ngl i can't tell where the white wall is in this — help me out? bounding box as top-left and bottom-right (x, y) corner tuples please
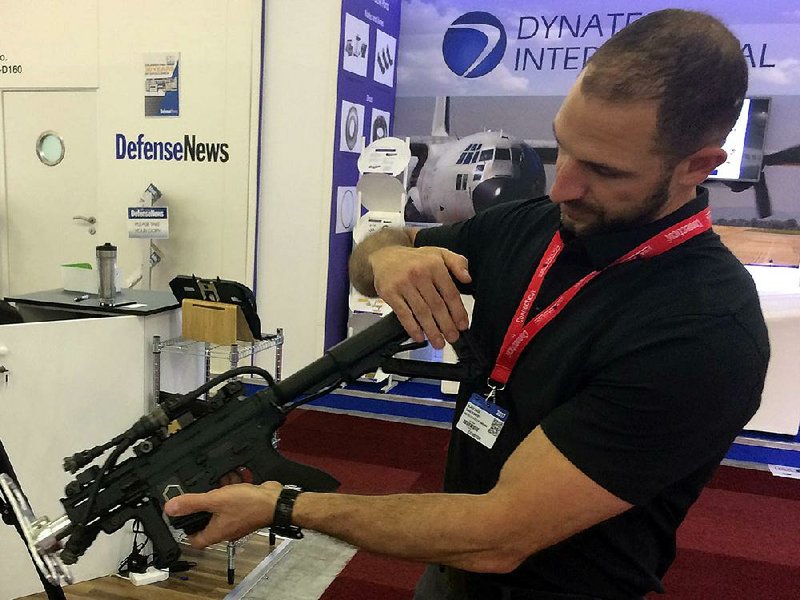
(0, 0), (344, 377)
(256, 0), (342, 375)
(0, 0), (261, 293)
(96, 0), (262, 290)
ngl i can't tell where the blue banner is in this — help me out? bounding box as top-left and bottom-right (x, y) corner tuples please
(398, 0), (800, 97)
(325, 0), (403, 348)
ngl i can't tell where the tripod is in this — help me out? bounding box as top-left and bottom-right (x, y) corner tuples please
(0, 439), (67, 600)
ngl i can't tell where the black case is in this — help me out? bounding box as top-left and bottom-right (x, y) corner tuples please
(168, 275), (263, 340)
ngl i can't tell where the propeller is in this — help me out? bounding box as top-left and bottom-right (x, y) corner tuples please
(724, 144), (800, 219)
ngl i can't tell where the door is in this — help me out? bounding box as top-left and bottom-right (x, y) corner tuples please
(2, 90), (99, 295)
(0, 316), (145, 599)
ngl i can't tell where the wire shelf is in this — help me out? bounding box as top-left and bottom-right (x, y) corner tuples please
(156, 332), (283, 360)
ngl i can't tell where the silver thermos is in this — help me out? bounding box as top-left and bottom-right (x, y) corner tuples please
(96, 243), (117, 304)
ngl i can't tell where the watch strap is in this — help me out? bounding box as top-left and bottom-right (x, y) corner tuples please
(270, 485), (304, 540)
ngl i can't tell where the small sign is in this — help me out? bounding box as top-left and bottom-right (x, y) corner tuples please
(768, 464), (800, 479)
(128, 206), (169, 239)
(357, 137), (410, 176)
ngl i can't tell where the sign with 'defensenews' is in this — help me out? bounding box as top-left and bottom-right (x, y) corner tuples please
(128, 206), (169, 239)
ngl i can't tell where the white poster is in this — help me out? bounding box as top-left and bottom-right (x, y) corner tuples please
(340, 100), (365, 153)
(342, 14), (370, 77)
(373, 29), (397, 87)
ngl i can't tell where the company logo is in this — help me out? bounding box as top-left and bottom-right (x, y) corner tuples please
(115, 133), (229, 163)
(128, 207), (167, 219)
(664, 219), (702, 241)
(442, 11), (507, 78)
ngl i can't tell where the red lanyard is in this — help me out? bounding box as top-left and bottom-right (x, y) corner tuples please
(489, 207), (712, 387)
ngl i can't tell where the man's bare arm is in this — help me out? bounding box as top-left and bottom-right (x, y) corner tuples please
(165, 428), (632, 573)
(349, 227), (416, 297)
(347, 227), (472, 348)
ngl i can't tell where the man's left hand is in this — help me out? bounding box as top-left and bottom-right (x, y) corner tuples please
(163, 481), (282, 548)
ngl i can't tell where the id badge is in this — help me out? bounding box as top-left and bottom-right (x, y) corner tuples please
(456, 393), (508, 449)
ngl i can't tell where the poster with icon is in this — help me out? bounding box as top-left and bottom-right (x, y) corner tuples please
(373, 29), (397, 87)
(326, 0), (401, 348)
(342, 13), (370, 77)
(144, 52), (180, 117)
(339, 100), (365, 153)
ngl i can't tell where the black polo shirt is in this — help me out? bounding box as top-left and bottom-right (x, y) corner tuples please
(414, 189), (769, 599)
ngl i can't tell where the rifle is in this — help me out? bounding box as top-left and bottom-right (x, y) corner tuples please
(0, 313), (486, 586)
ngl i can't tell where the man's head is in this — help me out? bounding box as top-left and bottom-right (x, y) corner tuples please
(550, 9), (747, 236)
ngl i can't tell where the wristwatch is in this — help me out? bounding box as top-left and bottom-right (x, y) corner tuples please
(270, 484), (304, 539)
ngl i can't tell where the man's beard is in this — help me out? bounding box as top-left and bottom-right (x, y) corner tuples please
(560, 174), (672, 236)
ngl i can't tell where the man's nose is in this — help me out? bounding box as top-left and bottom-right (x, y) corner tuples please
(549, 155), (587, 203)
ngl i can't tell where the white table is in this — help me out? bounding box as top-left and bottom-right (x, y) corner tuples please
(744, 266), (800, 435)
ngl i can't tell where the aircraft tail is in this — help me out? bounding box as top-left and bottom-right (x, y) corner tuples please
(431, 96), (450, 137)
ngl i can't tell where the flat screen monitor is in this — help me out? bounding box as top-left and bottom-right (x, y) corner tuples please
(707, 97), (770, 183)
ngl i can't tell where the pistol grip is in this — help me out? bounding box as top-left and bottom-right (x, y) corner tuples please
(136, 501), (182, 568)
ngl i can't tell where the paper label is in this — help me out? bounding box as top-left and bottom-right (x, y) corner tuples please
(128, 206), (169, 239)
(456, 393), (508, 449)
(768, 464), (800, 479)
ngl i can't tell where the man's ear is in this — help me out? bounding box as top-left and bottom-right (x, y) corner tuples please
(674, 147), (727, 187)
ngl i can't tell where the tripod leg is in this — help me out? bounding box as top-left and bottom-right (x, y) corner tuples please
(227, 540), (236, 584)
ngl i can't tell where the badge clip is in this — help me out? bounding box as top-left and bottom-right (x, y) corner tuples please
(485, 379), (505, 403)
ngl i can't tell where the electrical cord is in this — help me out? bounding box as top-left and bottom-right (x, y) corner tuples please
(78, 438), (133, 530)
(169, 366), (280, 414)
(117, 520), (149, 575)
(283, 381), (343, 412)
(118, 521), (197, 576)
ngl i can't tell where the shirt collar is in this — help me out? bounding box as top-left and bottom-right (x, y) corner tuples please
(558, 187), (710, 270)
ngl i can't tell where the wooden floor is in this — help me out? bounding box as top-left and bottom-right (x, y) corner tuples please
(21, 536), (276, 600)
(717, 225), (800, 265)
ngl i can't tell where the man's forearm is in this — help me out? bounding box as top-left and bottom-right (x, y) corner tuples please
(292, 490), (524, 573)
(349, 228), (415, 296)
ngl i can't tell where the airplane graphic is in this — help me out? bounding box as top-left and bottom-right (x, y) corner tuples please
(406, 97), (794, 222)
(405, 97), (548, 223)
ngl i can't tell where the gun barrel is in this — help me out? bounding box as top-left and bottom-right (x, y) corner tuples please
(270, 313), (408, 404)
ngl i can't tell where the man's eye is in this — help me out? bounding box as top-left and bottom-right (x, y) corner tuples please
(590, 164), (622, 178)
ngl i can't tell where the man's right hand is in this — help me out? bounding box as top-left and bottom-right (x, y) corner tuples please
(369, 245), (471, 349)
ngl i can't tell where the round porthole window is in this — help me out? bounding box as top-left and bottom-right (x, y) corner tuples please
(36, 131), (65, 166)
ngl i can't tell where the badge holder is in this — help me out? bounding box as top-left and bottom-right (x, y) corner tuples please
(456, 379), (508, 450)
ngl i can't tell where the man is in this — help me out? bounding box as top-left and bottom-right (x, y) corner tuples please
(165, 9), (769, 599)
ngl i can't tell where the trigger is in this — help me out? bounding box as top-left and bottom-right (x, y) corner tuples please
(235, 466), (254, 484)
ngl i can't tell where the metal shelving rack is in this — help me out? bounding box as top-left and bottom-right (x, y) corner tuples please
(151, 330), (284, 405)
(149, 329), (286, 588)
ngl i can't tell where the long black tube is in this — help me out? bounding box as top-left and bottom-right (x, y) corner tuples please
(270, 312), (410, 403)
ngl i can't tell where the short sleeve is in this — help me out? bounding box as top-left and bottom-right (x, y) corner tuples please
(414, 216), (480, 258)
(414, 198), (553, 294)
(540, 313), (768, 505)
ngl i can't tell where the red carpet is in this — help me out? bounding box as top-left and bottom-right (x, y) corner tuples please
(281, 409), (446, 599)
(657, 467), (800, 599)
(279, 409), (800, 600)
